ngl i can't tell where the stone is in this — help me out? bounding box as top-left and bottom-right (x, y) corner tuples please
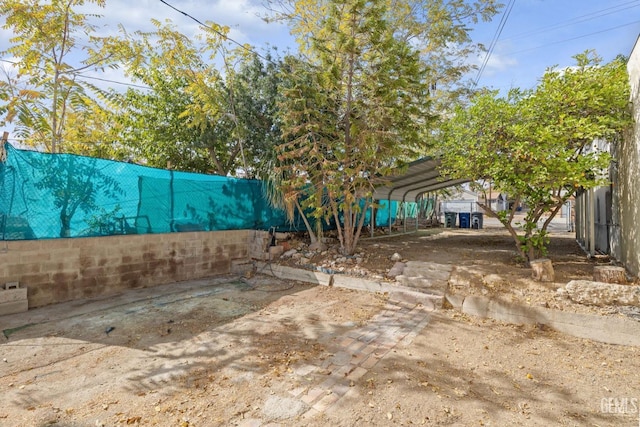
(593, 266), (627, 284)
(308, 241), (328, 251)
(281, 249), (298, 258)
(390, 253), (402, 262)
(564, 280), (640, 306)
(268, 245), (284, 259)
(274, 232), (290, 241)
(387, 262), (405, 278)
(530, 258), (554, 282)
(483, 274), (505, 287)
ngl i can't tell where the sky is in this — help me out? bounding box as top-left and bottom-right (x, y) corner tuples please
(0, 0), (639, 98)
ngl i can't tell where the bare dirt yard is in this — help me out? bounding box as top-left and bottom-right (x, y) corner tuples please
(1, 220), (640, 427)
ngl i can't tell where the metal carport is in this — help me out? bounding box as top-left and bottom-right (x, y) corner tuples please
(371, 157), (469, 234)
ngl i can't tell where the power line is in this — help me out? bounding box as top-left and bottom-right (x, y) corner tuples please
(506, 19), (640, 56)
(158, 0), (273, 64)
(0, 58), (150, 90)
(505, 0), (640, 42)
(474, 0), (516, 87)
(71, 73), (150, 90)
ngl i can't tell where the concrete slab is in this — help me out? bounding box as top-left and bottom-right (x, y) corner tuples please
(0, 287), (27, 303)
(461, 294), (640, 346)
(444, 293), (465, 310)
(256, 262), (442, 308)
(394, 261), (452, 296)
(255, 262), (334, 286)
(0, 299), (29, 316)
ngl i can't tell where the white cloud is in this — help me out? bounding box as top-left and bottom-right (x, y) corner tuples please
(91, 0), (290, 48)
(481, 51), (518, 76)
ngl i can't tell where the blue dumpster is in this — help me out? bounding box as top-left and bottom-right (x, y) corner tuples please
(459, 212), (470, 228)
(471, 212), (484, 229)
(444, 212), (457, 228)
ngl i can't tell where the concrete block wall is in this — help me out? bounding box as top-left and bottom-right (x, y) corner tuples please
(0, 283), (28, 315)
(249, 230), (272, 261)
(0, 230), (252, 309)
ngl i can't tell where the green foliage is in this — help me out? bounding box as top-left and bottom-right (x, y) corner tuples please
(0, 0), (125, 153)
(267, 0), (501, 110)
(276, 0), (432, 254)
(110, 20), (284, 175)
(85, 205), (122, 236)
(440, 51), (632, 262)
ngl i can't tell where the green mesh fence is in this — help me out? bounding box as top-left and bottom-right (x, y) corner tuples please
(0, 143), (397, 240)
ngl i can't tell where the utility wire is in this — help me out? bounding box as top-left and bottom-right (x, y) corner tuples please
(474, 0), (516, 87)
(0, 58), (150, 90)
(506, 19), (640, 56)
(158, 0), (273, 64)
(70, 73), (150, 90)
(505, 0), (640, 42)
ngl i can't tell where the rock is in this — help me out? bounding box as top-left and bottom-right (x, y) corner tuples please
(390, 253), (402, 262)
(308, 241), (328, 251)
(483, 274), (504, 287)
(564, 280), (640, 306)
(298, 257), (310, 265)
(593, 266), (627, 284)
(387, 262), (405, 278)
(269, 245), (284, 259)
(281, 249), (298, 258)
(530, 258), (555, 282)
(275, 232), (290, 241)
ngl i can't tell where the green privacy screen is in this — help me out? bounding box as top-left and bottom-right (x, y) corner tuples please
(0, 143), (397, 240)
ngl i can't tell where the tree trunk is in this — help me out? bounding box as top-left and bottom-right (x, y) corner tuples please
(530, 258), (554, 282)
(295, 199), (317, 244)
(593, 266), (627, 284)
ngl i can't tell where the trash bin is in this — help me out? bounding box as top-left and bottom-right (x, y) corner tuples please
(459, 212), (471, 229)
(471, 212), (483, 229)
(444, 212), (457, 228)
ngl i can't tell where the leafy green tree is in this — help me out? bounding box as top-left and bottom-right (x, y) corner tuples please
(109, 20), (223, 171)
(220, 52), (284, 179)
(113, 20), (283, 175)
(439, 51), (631, 262)
(276, 0), (431, 254)
(0, 0), (123, 153)
(267, 0), (501, 110)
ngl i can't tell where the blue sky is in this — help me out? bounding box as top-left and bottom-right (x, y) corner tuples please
(0, 0), (639, 95)
(470, 0), (640, 91)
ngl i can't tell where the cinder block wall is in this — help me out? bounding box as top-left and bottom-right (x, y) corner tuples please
(0, 230), (256, 308)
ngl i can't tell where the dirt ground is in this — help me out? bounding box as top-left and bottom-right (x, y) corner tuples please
(1, 220), (640, 427)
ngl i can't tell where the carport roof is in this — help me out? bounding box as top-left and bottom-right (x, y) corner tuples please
(371, 157), (469, 202)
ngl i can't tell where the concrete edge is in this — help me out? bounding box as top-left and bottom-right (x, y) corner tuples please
(255, 262), (640, 347)
(255, 262), (442, 310)
(459, 294), (640, 347)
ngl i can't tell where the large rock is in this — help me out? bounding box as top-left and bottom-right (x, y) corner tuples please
(387, 262), (405, 278)
(563, 280), (640, 306)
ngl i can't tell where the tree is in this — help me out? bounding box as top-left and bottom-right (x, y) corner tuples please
(107, 19), (222, 171)
(276, 0), (431, 254)
(112, 20), (283, 175)
(267, 0), (501, 109)
(0, 0), (123, 153)
(439, 51), (632, 263)
(219, 52), (284, 179)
